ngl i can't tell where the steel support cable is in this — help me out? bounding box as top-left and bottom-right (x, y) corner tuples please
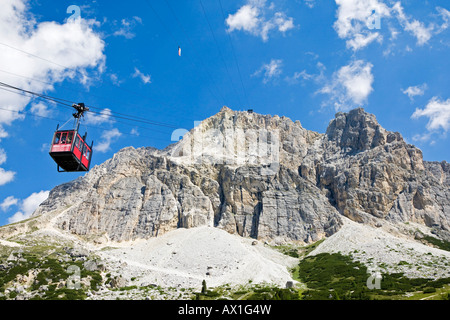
(0, 105), (171, 142)
(85, 109), (179, 129)
(0, 81), (180, 129)
(0, 42), (70, 71)
(198, 0), (243, 107)
(0, 68), (205, 123)
(0, 81), (74, 107)
(217, 0), (250, 107)
(0, 86), (75, 114)
(144, 0), (225, 108)
(0, 41), (199, 120)
(161, 0), (229, 107)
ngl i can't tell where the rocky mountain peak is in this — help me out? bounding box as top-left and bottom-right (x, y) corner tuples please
(326, 108), (403, 153)
(21, 107), (450, 245)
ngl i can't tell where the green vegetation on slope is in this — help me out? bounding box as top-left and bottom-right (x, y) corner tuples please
(422, 235), (450, 252)
(0, 249), (103, 300)
(298, 253), (450, 300)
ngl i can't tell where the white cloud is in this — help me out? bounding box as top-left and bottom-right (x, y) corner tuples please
(402, 84), (427, 100)
(333, 1), (449, 51)
(285, 61), (326, 85)
(226, 3), (260, 34)
(392, 2), (434, 46)
(412, 97), (450, 132)
(30, 102), (51, 118)
(0, 148), (16, 186)
(85, 108), (113, 125)
(0, 148), (6, 165)
(110, 73), (123, 87)
(226, 0), (295, 42)
(0, 196), (18, 212)
(113, 17), (143, 39)
(304, 0), (316, 9)
(133, 68), (152, 85)
(346, 32), (382, 51)
(0, 168), (16, 186)
(436, 7), (450, 33)
(40, 143), (50, 152)
(95, 128), (122, 153)
(8, 190), (49, 224)
(253, 59), (283, 84)
(333, 0), (391, 50)
(0, 127), (8, 140)
(0, 0), (105, 137)
(318, 60), (374, 111)
(273, 12), (295, 32)
(0, 148), (15, 186)
(412, 132), (434, 144)
(285, 70), (314, 84)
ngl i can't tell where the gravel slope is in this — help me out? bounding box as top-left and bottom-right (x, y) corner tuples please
(96, 226), (299, 290)
(309, 217), (450, 279)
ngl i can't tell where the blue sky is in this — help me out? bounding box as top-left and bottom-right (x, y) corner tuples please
(0, 0), (449, 226)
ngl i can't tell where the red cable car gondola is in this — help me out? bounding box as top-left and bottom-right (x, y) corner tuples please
(49, 103), (94, 173)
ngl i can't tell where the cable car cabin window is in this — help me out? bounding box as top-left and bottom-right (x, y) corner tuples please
(76, 136), (82, 150)
(53, 132), (61, 145)
(81, 143), (91, 168)
(67, 132), (73, 145)
(61, 132), (67, 144)
(83, 144), (88, 158)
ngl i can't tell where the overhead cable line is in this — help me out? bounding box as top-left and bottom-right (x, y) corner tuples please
(0, 42), (71, 71)
(0, 82), (75, 109)
(0, 86), (174, 136)
(0, 106), (171, 142)
(0, 41), (195, 119)
(198, 0), (243, 107)
(217, 0), (250, 107)
(0, 81), (180, 130)
(0, 68), (205, 123)
(160, 0), (229, 107)
(144, 0), (226, 107)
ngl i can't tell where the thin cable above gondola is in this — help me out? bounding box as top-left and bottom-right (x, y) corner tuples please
(49, 103), (94, 173)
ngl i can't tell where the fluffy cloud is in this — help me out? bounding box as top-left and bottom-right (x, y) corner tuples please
(7, 190), (49, 224)
(0, 148), (15, 187)
(30, 102), (51, 118)
(113, 16), (143, 39)
(333, 1), (450, 50)
(252, 59), (283, 84)
(0, 0), (105, 137)
(0, 168), (15, 186)
(333, 0), (391, 50)
(285, 61), (326, 85)
(392, 2), (434, 46)
(133, 68), (152, 85)
(226, 0), (295, 42)
(95, 128), (122, 153)
(346, 32), (381, 51)
(0, 196), (18, 212)
(304, 0), (316, 9)
(437, 7), (450, 33)
(0, 148), (6, 165)
(85, 108), (113, 125)
(402, 84), (427, 100)
(412, 97), (450, 132)
(319, 60), (374, 111)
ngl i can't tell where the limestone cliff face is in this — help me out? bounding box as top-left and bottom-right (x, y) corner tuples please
(32, 107), (450, 243)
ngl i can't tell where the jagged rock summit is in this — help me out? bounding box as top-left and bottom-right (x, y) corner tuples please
(22, 107), (450, 244)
